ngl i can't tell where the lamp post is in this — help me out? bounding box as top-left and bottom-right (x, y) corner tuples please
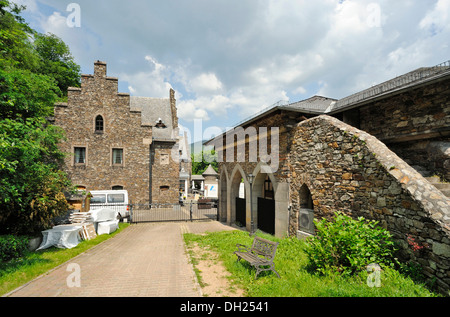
(248, 173), (255, 235)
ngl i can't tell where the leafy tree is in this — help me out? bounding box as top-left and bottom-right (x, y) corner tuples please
(0, 66), (60, 119)
(0, 1), (80, 96)
(0, 0), (38, 71)
(191, 149), (218, 175)
(34, 33), (81, 95)
(0, 1), (79, 234)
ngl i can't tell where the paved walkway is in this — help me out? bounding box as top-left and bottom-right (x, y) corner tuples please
(4, 221), (236, 297)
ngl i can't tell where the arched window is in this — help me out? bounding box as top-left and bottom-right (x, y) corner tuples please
(299, 184), (313, 209)
(298, 184), (315, 234)
(95, 115), (104, 133)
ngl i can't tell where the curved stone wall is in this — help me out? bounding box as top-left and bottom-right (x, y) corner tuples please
(289, 115), (450, 293)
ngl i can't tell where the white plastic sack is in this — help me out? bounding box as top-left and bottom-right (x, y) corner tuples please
(89, 208), (117, 222)
(37, 225), (82, 250)
(97, 220), (119, 235)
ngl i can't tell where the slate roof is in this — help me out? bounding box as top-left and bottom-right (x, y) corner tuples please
(203, 165), (218, 176)
(130, 96), (177, 141)
(280, 95), (337, 114)
(329, 63), (450, 113)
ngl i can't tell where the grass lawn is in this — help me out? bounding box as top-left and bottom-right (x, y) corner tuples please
(184, 230), (440, 297)
(0, 222), (130, 296)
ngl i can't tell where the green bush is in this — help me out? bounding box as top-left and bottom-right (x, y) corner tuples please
(304, 212), (398, 276)
(0, 235), (29, 262)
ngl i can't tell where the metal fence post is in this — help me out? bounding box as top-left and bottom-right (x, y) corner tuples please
(190, 203), (193, 222)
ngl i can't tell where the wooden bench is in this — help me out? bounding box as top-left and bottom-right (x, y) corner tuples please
(234, 236), (280, 278)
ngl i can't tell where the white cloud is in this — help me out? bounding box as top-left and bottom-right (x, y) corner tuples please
(27, 0), (450, 129)
(120, 55), (172, 98)
(420, 0), (450, 34)
(177, 100), (211, 122)
(189, 73), (223, 95)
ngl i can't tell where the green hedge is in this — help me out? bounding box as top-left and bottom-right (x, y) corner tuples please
(0, 235), (29, 262)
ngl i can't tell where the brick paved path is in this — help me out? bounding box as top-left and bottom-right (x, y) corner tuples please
(5, 221), (236, 297)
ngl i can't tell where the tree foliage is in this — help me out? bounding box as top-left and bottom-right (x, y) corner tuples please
(191, 149), (218, 175)
(0, 1), (80, 234)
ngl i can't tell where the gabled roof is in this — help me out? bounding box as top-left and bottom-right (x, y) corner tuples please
(279, 95), (337, 114)
(130, 96), (177, 141)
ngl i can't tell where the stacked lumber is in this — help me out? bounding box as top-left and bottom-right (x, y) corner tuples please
(79, 223), (97, 240)
(68, 212), (97, 241)
(69, 212), (94, 224)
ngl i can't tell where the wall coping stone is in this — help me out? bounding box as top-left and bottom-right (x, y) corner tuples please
(297, 115), (450, 229)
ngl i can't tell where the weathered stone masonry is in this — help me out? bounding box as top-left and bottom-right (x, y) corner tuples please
(54, 61), (180, 205)
(289, 115), (450, 293)
(210, 63), (450, 294)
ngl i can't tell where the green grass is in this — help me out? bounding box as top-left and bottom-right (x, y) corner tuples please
(0, 223), (130, 296)
(183, 230), (439, 297)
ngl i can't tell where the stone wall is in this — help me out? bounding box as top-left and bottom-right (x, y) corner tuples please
(54, 61), (152, 204)
(288, 115), (450, 293)
(357, 77), (450, 178)
(151, 141), (180, 204)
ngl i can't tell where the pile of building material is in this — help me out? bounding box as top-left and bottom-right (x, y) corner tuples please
(68, 208), (119, 239)
(79, 223), (97, 240)
(69, 212), (94, 224)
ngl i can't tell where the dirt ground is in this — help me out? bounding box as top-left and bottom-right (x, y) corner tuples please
(188, 243), (245, 297)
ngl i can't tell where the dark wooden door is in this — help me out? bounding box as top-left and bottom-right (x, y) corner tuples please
(257, 197), (275, 235)
(235, 198), (246, 227)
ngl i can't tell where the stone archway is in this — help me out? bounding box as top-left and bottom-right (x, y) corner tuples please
(250, 162), (289, 238)
(229, 164), (249, 228)
(219, 167), (228, 222)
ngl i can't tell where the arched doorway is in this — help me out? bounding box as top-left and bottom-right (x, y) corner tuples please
(298, 184), (314, 234)
(257, 175), (275, 235)
(230, 165), (247, 228)
(251, 170), (276, 235)
(219, 168), (228, 222)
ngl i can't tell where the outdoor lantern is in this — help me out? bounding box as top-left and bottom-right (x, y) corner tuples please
(248, 173), (254, 185)
(248, 173), (255, 235)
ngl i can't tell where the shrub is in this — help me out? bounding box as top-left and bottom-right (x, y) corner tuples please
(0, 235), (29, 262)
(304, 212), (398, 275)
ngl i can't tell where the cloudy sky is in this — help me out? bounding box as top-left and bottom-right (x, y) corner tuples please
(16, 0), (450, 142)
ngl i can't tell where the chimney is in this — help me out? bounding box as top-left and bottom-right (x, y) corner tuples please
(94, 60), (107, 78)
(170, 88), (178, 128)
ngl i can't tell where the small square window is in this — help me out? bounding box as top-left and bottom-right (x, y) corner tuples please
(74, 147), (86, 164)
(160, 154), (169, 165)
(112, 148), (123, 165)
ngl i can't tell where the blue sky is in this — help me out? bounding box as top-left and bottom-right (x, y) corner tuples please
(15, 0), (450, 143)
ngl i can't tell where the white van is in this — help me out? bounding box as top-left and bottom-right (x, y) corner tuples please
(89, 190), (130, 217)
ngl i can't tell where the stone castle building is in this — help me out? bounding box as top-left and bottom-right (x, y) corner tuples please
(54, 61), (185, 205)
(207, 61), (450, 293)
